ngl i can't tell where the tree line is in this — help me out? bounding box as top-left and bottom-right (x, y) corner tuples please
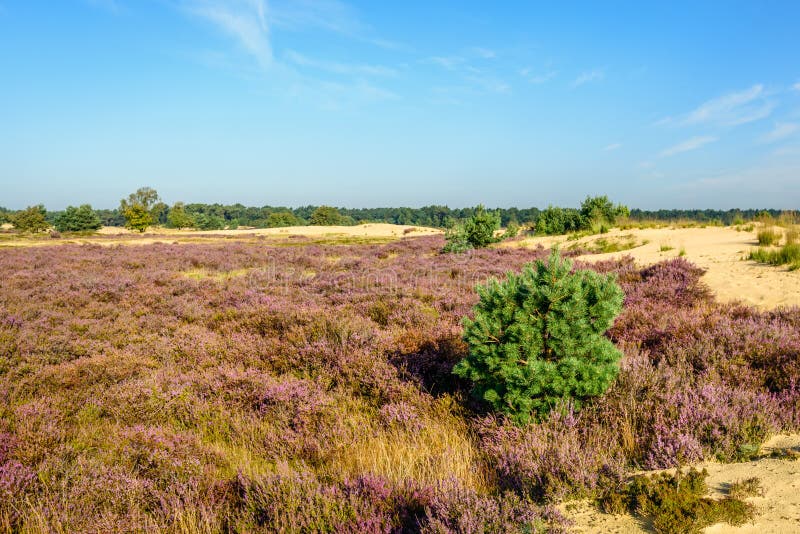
(0, 187), (792, 234)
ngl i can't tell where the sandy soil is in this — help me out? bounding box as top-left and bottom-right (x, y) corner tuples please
(508, 226), (799, 309)
(95, 223), (442, 238)
(564, 434), (800, 533)
(0, 223), (442, 248)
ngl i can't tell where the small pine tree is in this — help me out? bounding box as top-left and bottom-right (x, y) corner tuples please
(442, 205), (501, 253)
(463, 205), (500, 248)
(453, 249), (624, 424)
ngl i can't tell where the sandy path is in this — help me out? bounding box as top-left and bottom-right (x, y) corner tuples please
(564, 434), (800, 533)
(508, 226), (799, 310)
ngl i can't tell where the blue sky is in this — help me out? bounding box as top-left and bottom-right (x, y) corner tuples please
(1, 1), (799, 210)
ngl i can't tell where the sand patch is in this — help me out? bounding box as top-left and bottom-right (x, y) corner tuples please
(508, 226), (800, 309)
(564, 434), (800, 533)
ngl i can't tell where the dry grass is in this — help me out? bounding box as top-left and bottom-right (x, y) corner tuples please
(328, 397), (489, 492)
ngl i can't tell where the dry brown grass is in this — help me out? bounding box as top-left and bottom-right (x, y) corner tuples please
(328, 397), (488, 491)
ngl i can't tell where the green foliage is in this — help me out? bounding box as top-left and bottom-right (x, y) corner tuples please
(453, 249), (624, 424)
(54, 204), (102, 232)
(166, 202), (195, 229)
(267, 210), (303, 228)
(442, 205), (501, 253)
(535, 206), (584, 235)
(11, 205), (49, 233)
(757, 228), (780, 246)
(150, 201), (169, 225)
(441, 225), (473, 253)
(727, 477), (763, 500)
(535, 197), (629, 236)
(501, 221), (520, 239)
(194, 212), (226, 230)
(463, 205), (501, 248)
(597, 468), (754, 534)
(749, 243), (800, 270)
(310, 206), (352, 226)
(120, 187), (160, 232)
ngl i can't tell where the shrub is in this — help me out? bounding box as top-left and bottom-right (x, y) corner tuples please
(166, 202), (195, 229)
(580, 195), (629, 231)
(11, 205), (49, 233)
(535, 207), (583, 235)
(442, 205), (501, 253)
(267, 211), (303, 228)
(454, 249), (624, 424)
(310, 206), (352, 226)
(463, 205), (501, 248)
(54, 204), (102, 232)
(597, 468), (754, 534)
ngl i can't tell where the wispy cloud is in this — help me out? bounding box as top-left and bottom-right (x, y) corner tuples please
(520, 68), (557, 84)
(659, 136), (717, 157)
(285, 50), (397, 77)
(603, 143), (622, 152)
(269, 0), (361, 35)
(659, 84), (774, 127)
(570, 68), (604, 88)
(794, 82), (800, 91)
(426, 56), (465, 71)
(760, 122), (798, 144)
(469, 47), (496, 59)
(184, 0), (272, 68)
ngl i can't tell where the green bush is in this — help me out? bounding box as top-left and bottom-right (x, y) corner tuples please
(442, 205), (501, 253)
(54, 204), (102, 232)
(453, 249), (624, 424)
(11, 205), (49, 233)
(597, 468), (754, 534)
(166, 202), (195, 229)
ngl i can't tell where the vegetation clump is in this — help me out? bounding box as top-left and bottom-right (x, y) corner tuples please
(757, 227), (780, 246)
(536, 196), (629, 235)
(54, 204), (102, 232)
(749, 243), (800, 270)
(120, 187), (161, 232)
(10, 205), (49, 233)
(442, 205), (501, 253)
(454, 249), (624, 424)
(597, 468), (755, 534)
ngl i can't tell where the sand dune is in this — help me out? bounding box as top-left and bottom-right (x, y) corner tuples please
(509, 226), (799, 310)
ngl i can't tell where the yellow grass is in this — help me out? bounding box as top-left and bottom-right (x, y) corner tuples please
(328, 398), (488, 491)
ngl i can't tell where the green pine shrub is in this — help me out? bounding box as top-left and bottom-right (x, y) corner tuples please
(453, 249), (624, 424)
(442, 205), (501, 253)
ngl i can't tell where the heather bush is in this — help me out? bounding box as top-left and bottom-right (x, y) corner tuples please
(454, 249), (624, 423)
(0, 234), (798, 530)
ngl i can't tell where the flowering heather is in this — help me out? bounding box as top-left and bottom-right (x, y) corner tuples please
(0, 236), (798, 531)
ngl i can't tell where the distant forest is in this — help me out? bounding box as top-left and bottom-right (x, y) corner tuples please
(0, 204), (792, 230)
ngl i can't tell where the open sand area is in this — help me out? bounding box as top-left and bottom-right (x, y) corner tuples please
(0, 223), (443, 248)
(508, 225), (800, 310)
(564, 434), (800, 533)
